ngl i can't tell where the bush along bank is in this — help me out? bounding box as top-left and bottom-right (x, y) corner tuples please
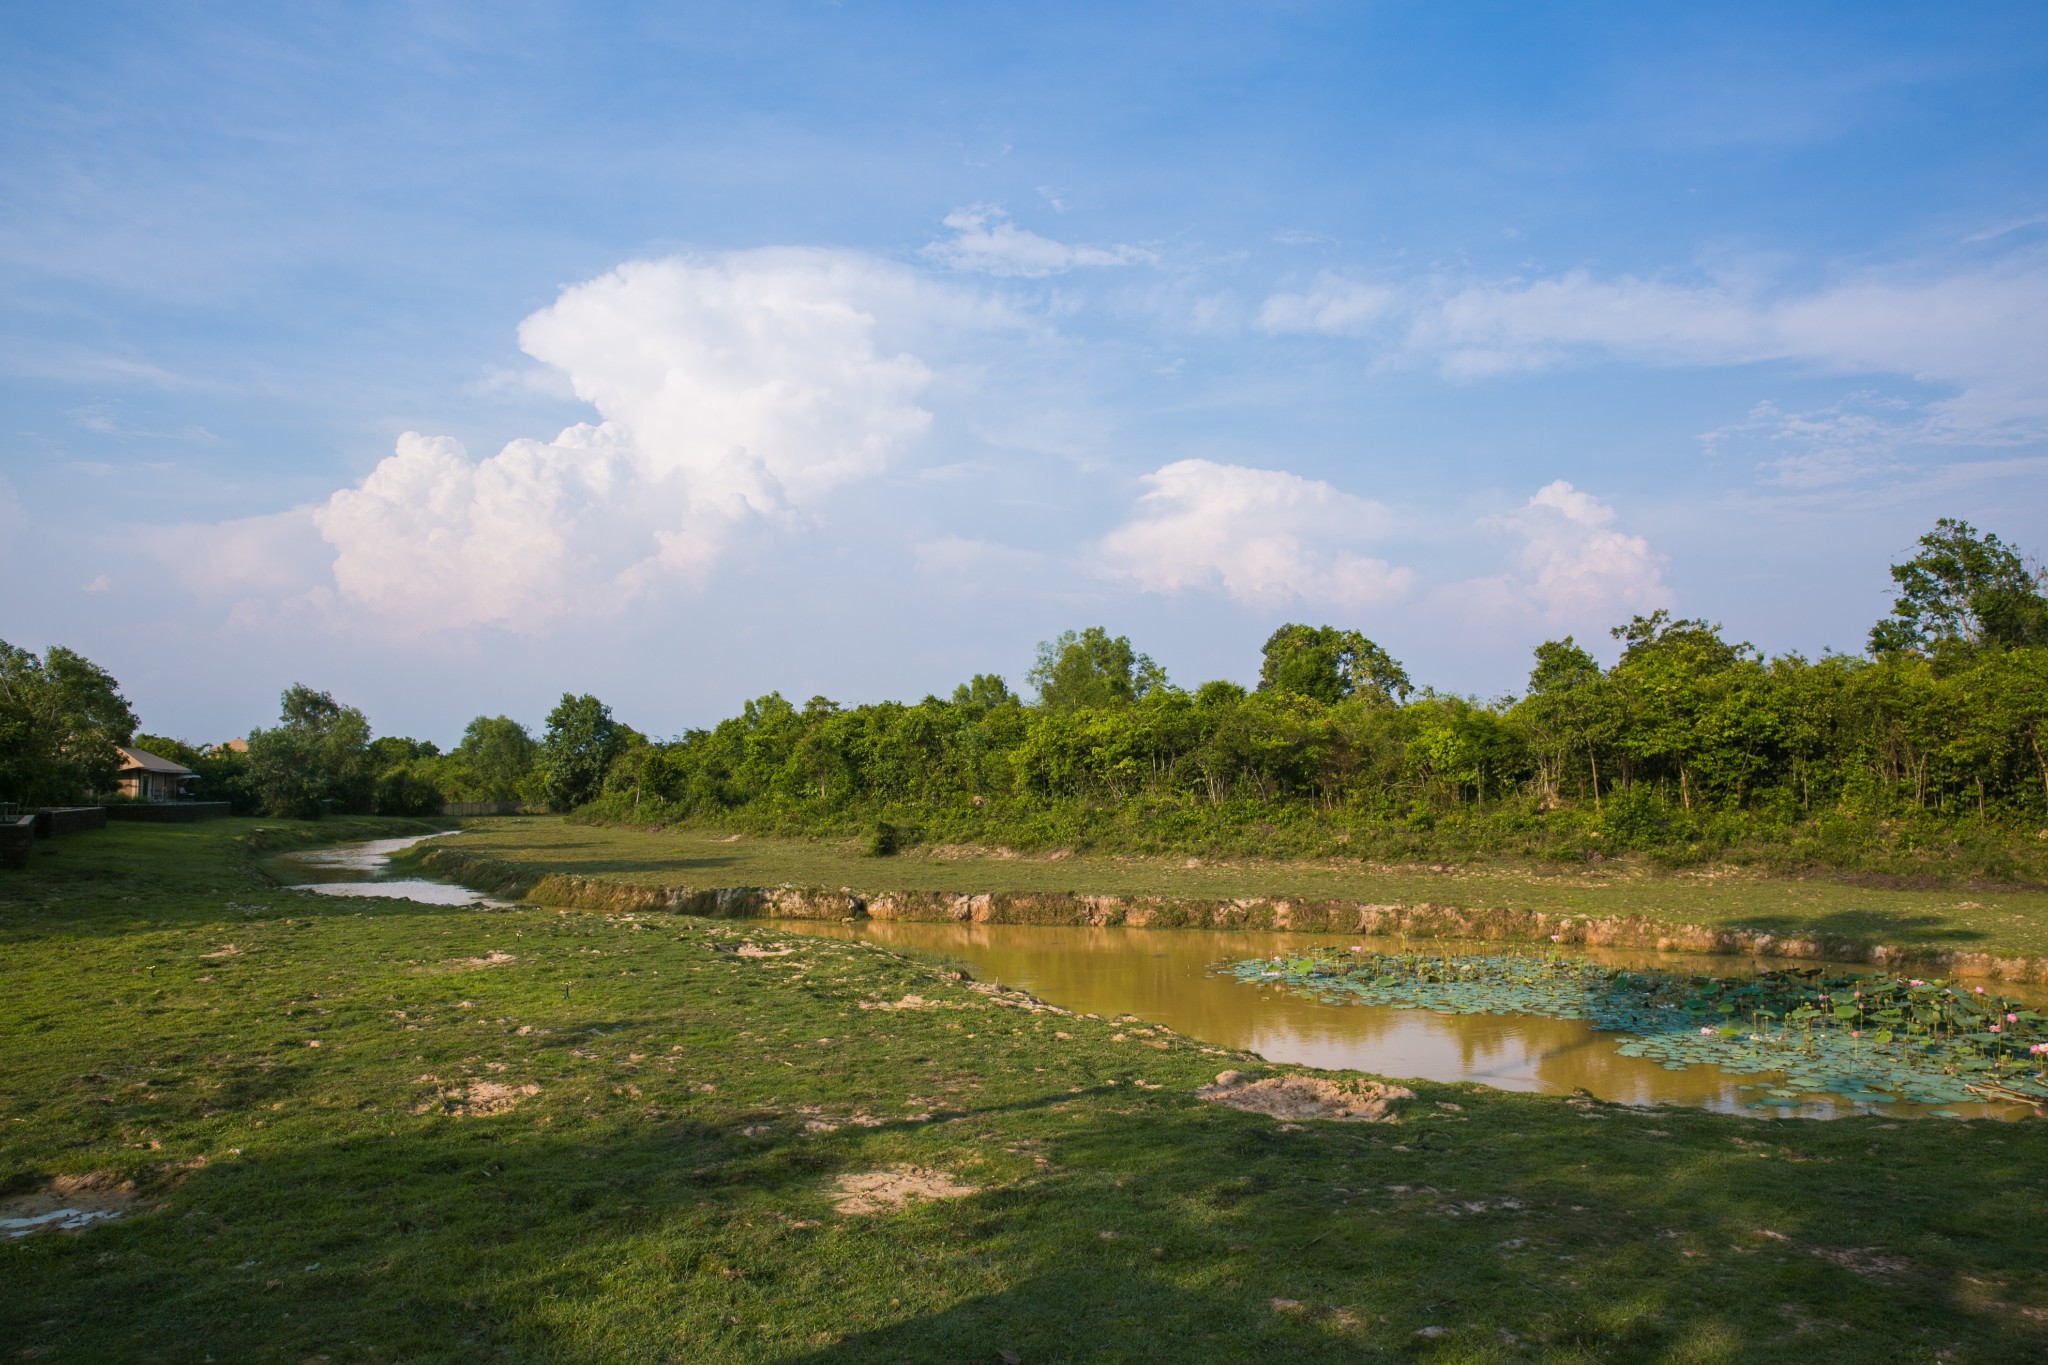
(405, 842), (2048, 984)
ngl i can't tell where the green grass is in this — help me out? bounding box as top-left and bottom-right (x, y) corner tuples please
(439, 816), (2048, 962)
(3, 818), (2047, 1362)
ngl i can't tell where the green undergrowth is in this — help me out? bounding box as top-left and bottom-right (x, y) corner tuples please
(580, 791), (2048, 885)
(2, 820), (2046, 1362)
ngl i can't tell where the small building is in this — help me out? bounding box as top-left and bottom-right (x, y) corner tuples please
(114, 747), (196, 803)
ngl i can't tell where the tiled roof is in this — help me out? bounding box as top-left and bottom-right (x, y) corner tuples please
(116, 746), (195, 776)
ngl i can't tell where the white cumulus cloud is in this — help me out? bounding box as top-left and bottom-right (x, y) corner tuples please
(924, 204), (1155, 278)
(287, 249), (958, 633)
(1098, 459), (1414, 608)
(1456, 481), (1671, 631)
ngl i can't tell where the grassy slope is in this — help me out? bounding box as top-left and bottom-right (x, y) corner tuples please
(0, 819), (2043, 1363)
(443, 817), (2048, 961)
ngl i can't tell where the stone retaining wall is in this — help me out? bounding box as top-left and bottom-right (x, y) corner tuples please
(33, 807), (107, 838)
(0, 816), (34, 868)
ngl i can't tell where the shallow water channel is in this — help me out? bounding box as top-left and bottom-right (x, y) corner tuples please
(275, 834), (2033, 1119)
(269, 831), (506, 907)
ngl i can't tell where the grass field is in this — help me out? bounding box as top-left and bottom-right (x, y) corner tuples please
(4, 818), (2047, 1362)
(436, 816), (2048, 962)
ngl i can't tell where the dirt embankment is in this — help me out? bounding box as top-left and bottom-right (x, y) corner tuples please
(411, 845), (2048, 984)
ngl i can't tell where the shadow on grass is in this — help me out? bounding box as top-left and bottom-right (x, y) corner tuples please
(9, 1090), (2046, 1364)
(1719, 908), (1989, 949)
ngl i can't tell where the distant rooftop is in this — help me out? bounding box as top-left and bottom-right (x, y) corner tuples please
(116, 746), (194, 776)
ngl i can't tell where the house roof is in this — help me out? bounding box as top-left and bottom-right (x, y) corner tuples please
(117, 746), (195, 776)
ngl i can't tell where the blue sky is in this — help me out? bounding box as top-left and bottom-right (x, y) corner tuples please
(5, 1), (2046, 744)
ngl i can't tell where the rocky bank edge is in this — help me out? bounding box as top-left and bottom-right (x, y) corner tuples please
(406, 844), (2048, 985)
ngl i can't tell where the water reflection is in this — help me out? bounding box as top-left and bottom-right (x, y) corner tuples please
(779, 919), (2027, 1120)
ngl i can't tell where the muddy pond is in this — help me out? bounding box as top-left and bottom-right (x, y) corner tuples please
(277, 835), (2039, 1120)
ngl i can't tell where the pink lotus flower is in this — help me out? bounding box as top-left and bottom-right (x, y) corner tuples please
(1975, 986), (1987, 994)
(1990, 1024), (2002, 1033)
(1700, 1027), (1714, 1035)
(2007, 1013), (2019, 1023)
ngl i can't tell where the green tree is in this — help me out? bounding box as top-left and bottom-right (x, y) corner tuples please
(1257, 624), (1412, 706)
(1027, 628), (1167, 709)
(448, 716), (538, 802)
(0, 642), (138, 806)
(244, 684), (373, 818)
(1605, 613), (1757, 810)
(951, 673), (1017, 708)
(1869, 518), (2048, 656)
(1513, 637), (1607, 805)
(539, 693), (625, 811)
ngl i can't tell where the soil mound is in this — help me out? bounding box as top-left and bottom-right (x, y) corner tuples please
(1197, 1070), (1413, 1122)
(830, 1166), (976, 1215)
(1, 1173), (139, 1239)
(413, 1078), (540, 1116)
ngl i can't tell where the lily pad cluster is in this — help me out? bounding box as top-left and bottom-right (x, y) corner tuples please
(1218, 949), (2048, 1110)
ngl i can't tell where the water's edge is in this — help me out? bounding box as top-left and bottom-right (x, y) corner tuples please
(410, 843), (2048, 984)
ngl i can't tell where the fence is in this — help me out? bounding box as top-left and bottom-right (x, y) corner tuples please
(442, 801), (538, 818)
(104, 802), (232, 823)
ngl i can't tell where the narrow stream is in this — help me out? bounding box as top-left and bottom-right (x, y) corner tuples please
(274, 834), (2034, 1119)
(269, 831), (507, 907)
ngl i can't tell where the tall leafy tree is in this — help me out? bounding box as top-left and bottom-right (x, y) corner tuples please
(244, 684), (373, 818)
(0, 641), (138, 806)
(539, 693), (625, 811)
(951, 673), (1017, 709)
(1517, 637), (1606, 804)
(1027, 628), (1168, 709)
(1869, 518), (2048, 656)
(449, 715), (538, 802)
(1257, 624), (1412, 706)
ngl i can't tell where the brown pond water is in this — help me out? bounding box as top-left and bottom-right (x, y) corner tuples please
(777, 919), (2041, 1121)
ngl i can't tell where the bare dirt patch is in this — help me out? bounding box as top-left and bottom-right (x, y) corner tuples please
(411, 950), (519, 974)
(830, 1166), (977, 1216)
(1197, 1070), (1414, 1122)
(858, 993), (943, 1011)
(413, 1077), (540, 1116)
(736, 943), (796, 958)
(1, 1173), (140, 1239)
(1810, 1245), (1915, 1278)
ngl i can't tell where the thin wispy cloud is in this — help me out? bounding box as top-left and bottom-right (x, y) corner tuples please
(923, 205), (1156, 278)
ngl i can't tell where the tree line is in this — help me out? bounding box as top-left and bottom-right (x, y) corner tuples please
(4, 518), (2044, 870)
